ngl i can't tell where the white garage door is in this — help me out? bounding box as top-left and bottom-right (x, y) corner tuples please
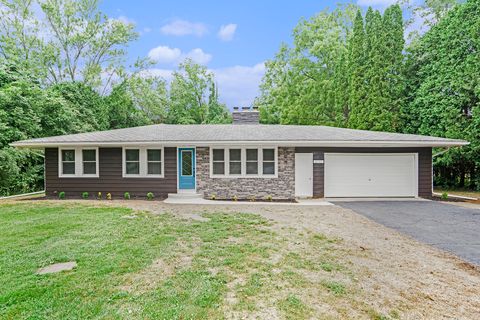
(324, 153), (417, 198)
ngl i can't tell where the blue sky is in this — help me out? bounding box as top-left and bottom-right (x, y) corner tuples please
(99, 0), (403, 108)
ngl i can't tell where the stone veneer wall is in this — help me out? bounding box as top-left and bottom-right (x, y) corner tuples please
(196, 147), (295, 200)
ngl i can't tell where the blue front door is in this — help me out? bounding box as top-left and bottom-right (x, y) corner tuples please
(178, 148), (196, 189)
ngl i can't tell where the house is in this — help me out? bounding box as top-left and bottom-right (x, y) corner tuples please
(11, 107), (467, 200)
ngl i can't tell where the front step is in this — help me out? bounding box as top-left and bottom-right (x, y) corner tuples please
(167, 192), (203, 200)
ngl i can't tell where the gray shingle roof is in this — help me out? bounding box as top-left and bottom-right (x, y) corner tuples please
(11, 124), (468, 147)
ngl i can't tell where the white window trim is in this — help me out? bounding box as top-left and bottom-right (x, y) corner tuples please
(58, 147), (99, 178)
(122, 147), (164, 178)
(210, 146), (278, 178)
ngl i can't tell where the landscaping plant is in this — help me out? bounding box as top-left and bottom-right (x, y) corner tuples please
(82, 192), (89, 199)
(124, 192), (130, 200)
(146, 192), (154, 200)
(58, 191), (65, 200)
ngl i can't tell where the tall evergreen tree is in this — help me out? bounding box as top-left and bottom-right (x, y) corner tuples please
(347, 9), (366, 128)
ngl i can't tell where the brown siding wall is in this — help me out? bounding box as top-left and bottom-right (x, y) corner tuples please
(295, 147), (432, 198)
(45, 147), (177, 199)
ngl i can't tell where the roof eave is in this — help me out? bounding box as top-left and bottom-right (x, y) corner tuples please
(10, 140), (469, 148)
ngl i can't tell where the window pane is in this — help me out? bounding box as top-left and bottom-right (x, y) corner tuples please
(229, 149), (241, 161)
(126, 162), (139, 174)
(148, 162), (161, 175)
(229, 162), (241, 175)
(148, 149), (161, 161)
(83, 162), (96, 175)
(126, 149), (139, 161)
(62, 150), (75, 162)
(213, 162), (225, 175)
(82, 149), (96, 161)
(246, 161), (258, 174)
(263, 149), (274, 161)
(63, 162), (75, 175)
(213, 149), (224, 161)
(246, 149), (258, 161)
(182, 151), (192, 176)
(263, 162), (275, 175)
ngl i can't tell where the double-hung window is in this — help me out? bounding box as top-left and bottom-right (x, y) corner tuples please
(229, 149), (242, 175)
(262, 149), (275, 175)
(212, 149), (225, 175)
(59, 147), (99, 177)
(61, 150), (76, 175)
(210, 147), (277, 178)
(246, 149), (259, 175)
(123, 147), (164, 177)
(147, 149), (162, 175)
(82, 149), (97, 175)
(125, 149), (140, 175)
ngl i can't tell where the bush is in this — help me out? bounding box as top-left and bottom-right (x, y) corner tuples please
(124, 192), (130, 200)
(210, 194), (216, 200)
(58, 191), (65, 200)
(146, 192), (154, 200)
(106, 193), (112, 200)
(97, 192), (102, 200)
(82, 192), (89, 199)
(232, 195), (238, 202)
(441, 192), (448, 200)
(265, 195), (273, 202)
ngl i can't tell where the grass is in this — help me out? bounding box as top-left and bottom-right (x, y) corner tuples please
(0, 202), (386, 319)
(434, 188), (480, 199)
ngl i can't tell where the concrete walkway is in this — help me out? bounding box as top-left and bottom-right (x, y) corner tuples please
(335, 200), (480, 265)
(163, 197), (333, 206)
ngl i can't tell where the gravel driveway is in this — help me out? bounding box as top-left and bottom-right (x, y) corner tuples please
(334, 200), (480, 265)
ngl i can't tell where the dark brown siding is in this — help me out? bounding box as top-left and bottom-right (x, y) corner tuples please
(45, 147), (177, 199)
(295, 147), (432, 198)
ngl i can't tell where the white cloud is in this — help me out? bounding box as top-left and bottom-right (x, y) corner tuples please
(217, 23), (237, 41)
(160, 19), (208, 36)
(357, 0), (397, 7)
(148, 46), (182, 63)
(115, 15), (135, 25)
(185, 48), (212, 64)
(212, 63), (265, 108)
(147, 46), (212, 65)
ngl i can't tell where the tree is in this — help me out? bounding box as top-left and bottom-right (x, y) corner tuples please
(0, 0), (137, 89)
(167, 59), (231, 124)
(256, 4), (358, 126)
(404, 0), (480, 188)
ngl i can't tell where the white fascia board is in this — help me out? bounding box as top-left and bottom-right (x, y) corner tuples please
(10, 140), (469, 148)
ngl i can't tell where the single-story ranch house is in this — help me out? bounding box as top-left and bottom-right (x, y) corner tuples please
(11, 107), (468, 200)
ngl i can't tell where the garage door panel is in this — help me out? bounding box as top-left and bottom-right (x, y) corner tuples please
(324, 154), (417, 197)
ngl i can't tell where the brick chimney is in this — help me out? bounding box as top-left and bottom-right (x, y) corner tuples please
(232, 106), (259, 124)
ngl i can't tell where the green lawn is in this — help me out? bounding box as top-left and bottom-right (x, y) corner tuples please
(0, 202), (385, 319)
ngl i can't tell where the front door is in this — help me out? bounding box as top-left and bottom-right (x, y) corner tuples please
(295, 153), (313, 198)
(178, 148), (196, 190)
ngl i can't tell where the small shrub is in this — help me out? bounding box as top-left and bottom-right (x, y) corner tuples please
(232, 195), (238, 202)
(210, 194), (216, 200)
(97, 192), (102, 200)
(124, 192), (130, 200)
(249, 196), (256, 202)
(58, 191), (65, 200)
(146, 192), (154, 200)
(106, 193), (112, 200)
(81, 192), (89, 199)
(265, 195), (273, 202)
(441, 192), (448, 200)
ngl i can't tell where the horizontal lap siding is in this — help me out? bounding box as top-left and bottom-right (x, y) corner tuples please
(295, 147), (432, 198)
(45, 147), (177, 199)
